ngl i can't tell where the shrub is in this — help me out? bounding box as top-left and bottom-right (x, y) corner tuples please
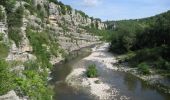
(86, 64), (98, 78)
(0, 43), (9, 59)
(0, 60), (14, 95)
(8, 28), (22, 47)
(8, 6), (24, 47)
(26, 29), (52, 69)
(0, 32), (3, 41)
(24, 60), (39, 71)
(14, 60), (53, 100)
(138, 62), (150, 75)
(0, 7), (5, 21)
(156, 58), (170, 70)
(14, 71), (53, 100)
(128, 47), (162, 66)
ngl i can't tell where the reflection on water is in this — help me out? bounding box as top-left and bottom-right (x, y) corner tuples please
(124, 73), (138, 92)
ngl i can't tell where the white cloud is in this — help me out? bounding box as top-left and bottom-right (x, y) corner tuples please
(83, 0), (101, 7)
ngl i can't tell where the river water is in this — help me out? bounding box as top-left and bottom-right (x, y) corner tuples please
(49, 45), (170, 100)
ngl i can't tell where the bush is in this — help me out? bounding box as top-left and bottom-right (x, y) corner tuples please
(8, 28), (22, 47)
(138, 62), (150, 75)
(24, 60), (39, 71)
(129, 47), (162, 66)
(8, 6), (24, 47)
(14, 71), (53, 100)
(156, 58), (170, 70)
(14, 60), (53, 100)
(0, 43), (9, 59)
(86, 64), (98, 78)
(0, 7), (5, 21)
(26, 29), (52, 69)
(0, 32), (3, 41)
(0, 60), (14, 95)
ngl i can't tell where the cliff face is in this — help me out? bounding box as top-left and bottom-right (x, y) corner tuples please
(47, 2), (106, 52)
(1, 0), (106, 62)
(0, 0), (106, 99)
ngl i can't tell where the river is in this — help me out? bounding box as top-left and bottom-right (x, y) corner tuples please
(49, 43), (170, 100)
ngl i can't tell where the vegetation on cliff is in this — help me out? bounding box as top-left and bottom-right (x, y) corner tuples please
(0, 60), (14, 95)
(0, 0), (54, 99)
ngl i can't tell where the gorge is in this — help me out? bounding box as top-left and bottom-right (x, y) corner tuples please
(0, 0), (170, 100)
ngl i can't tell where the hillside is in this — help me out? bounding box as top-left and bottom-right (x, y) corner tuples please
(0, 0), (107, 99)
(108, 10), (170, 78)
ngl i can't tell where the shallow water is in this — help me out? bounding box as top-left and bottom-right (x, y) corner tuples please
(49, 45), (170, 100)
(49, 47), (94, 100)
(95, 60), (170, 100)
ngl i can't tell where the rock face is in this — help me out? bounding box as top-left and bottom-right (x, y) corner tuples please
(6, 12), (35, 62)
(0, 90), (26, 100)
(47, 2), (105, 52)
(0, 0), (106, 99)
(0, 6), (8, 43)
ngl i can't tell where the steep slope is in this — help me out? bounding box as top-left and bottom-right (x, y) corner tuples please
(0, 0), (107, 99)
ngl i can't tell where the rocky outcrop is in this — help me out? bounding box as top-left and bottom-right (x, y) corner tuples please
(47, 2), (104, 52)
(0, 6), (8, 43)
(6, 12), (35, 62)
(48, 2), (106, 29)
(0, 0), (106, 99)
(0, 90), (27, 100)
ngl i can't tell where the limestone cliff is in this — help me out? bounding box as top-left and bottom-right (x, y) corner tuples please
(0, 0), (107, 99)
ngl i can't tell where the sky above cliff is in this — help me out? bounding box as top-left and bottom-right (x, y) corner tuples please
(58, 0), (170, 21)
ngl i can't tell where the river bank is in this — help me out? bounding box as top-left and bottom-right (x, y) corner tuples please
(116, 60), (170, 94)
(65, 43), (129, 100)
(65, 43), (170, 100)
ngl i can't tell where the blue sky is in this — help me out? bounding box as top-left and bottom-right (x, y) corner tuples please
(58, 0), (170, 21)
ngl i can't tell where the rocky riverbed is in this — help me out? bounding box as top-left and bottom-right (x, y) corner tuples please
(65, 43), (129, 100)
(65, 43), (170, 100)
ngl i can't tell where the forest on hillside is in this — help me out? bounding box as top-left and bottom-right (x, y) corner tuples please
(107, 10), (170, 76)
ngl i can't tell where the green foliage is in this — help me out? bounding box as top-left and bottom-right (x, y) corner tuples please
(8, 6), (23, 27)
(48, 0), (59, 4)
(86, 64), (98, 78)
(66, 5), (72, 13)
(36, 4), (45, 20)
(0, 60), (14, 95)
(0, 43), (9, 59)
(76, 10), (89, 18)
(155, 58), (170, 70)
(24, 60), (39, 71)
(8, 6), (24, 47)
(0, 0), (15, 14)
(23, 0), (47, 20)
(109, 10), (170, 71)
(0, 7), (5, 21)
(8, 61), (23, 68)
(23, 1), (36, 15)
(80, 25), (114, 41)
(129, 47), (163, 66)
(26, 29), (52, 69)
(26, 28), (62, 68)
(8, 28), (22, 47)
(13, 60), (53, 100)
(0, 32), (3, 41)
(58, 1), (67, 15)
(138, 62), (150, 75)
(15, 72), (52, 99)
(109, 29), (136, 54)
